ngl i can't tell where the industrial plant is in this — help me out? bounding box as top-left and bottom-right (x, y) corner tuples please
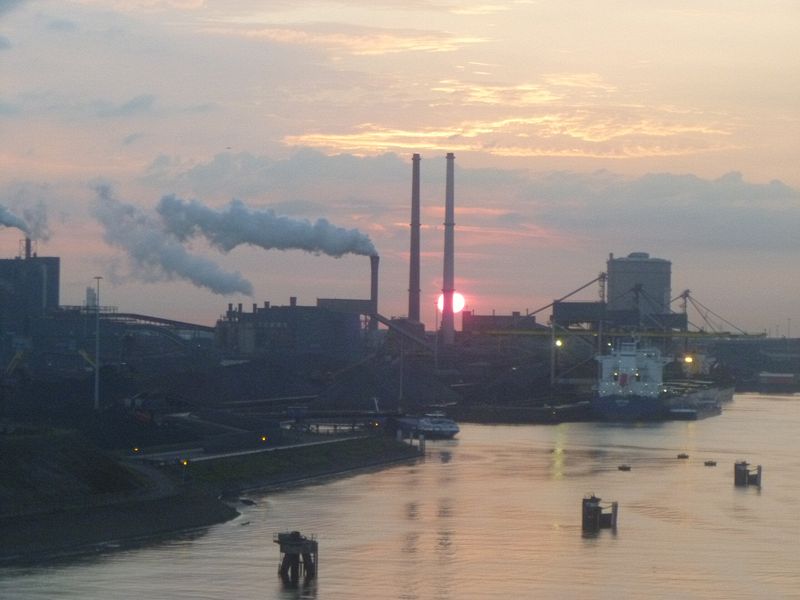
(0, 154), (797, 443)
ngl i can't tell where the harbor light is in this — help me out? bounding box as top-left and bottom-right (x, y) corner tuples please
(684, 356), (694, 364)
(555, 339), (563, 348)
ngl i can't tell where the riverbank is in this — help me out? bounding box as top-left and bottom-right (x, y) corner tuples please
(450, 400), (591, 424)
(188, 435), (423, 495)
(0, 434), (421, 565)
(0, 483), (238, 564)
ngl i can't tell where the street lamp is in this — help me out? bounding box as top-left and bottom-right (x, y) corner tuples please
(93, 276), (102, 411)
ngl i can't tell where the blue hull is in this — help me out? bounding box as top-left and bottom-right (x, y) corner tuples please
(591, 395), (667, 421)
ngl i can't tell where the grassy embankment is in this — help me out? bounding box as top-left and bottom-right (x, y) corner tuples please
(1, 430), (419, 563)
(187, 435), (422, 492)
(0, 429), (145, 516)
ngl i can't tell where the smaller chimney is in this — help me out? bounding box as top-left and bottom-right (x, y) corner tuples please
(369, 255), (379, 332)
(252, 303), (258, 313)
(370, 255), (379, 315)
(290, 296), (297, 307)
(237, 303), (243, 312)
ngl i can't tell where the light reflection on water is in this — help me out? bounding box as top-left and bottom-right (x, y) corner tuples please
(2, 394), (800, 599)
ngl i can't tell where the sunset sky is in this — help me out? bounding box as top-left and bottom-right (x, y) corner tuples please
(1, 0), (798, 334)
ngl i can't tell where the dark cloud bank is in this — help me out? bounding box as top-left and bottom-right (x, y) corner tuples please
(142, 149), (799, 253)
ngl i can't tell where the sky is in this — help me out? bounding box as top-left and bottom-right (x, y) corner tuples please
(1, 0), (798, 335)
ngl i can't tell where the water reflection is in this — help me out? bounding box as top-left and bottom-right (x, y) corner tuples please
(3, 396), (800, 599)
(276, 579), (317, 600)
(437, 498), (453, 518)
(436, 530), (453, 554)
(402, 532), (419, 554)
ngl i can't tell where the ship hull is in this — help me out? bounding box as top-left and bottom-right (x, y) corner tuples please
(591, 385), (733, 422)
(590, 395), (667, 421)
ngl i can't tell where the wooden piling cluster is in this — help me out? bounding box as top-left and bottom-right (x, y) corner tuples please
(581, 494), (618, 533)
(734, 461), (762, 487)
(274, 531), (318, 585)
(585, 459), (765, 537)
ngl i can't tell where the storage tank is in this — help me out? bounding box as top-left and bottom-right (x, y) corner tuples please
(606, 252), (671, 317)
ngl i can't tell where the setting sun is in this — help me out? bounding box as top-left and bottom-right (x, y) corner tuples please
(437, 292), (466, 314)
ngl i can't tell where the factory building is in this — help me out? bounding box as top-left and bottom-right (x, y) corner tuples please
(0, 240), (59, 335)
(0, 239), (216, 380)
(0, 234), (378, 381)
(215, 252), (378, 359)
(461, 310), (540, 334)
(215, 299), (364, 359)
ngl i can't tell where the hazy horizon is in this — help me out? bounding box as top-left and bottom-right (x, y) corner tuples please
(2, 1), (798, 334)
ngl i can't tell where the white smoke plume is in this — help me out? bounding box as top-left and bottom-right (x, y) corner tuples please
(0, 204), (31, 235)
(157, 195), (377, 258)
(92, 185), (253, 296)
(23, 202), (51, 241)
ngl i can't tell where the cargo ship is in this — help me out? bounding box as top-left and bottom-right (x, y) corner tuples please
(591, 341), (733, 421)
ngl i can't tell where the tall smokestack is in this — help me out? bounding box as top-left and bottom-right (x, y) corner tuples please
(370, 254), (379, 331)
(441, 153), (456, 345)
(24, 237), (32, 260)
(408, 154), (421, 322)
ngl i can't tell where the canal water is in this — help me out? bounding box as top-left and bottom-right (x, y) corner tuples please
(2, 393), (800, 599)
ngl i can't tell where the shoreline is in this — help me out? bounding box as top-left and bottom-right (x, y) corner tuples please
(1, 436), (421, 567)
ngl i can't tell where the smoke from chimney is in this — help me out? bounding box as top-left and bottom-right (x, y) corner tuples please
(441, 153), (456, 345)
(157, 195), (376, 258)
(91, 185), (254, 296)
(0, 205), (31, 236)
(408, 154), (421, 322)
(22, 202), (51, 241)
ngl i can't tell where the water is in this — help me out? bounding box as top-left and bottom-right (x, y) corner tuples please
(2, 393), (800, 599)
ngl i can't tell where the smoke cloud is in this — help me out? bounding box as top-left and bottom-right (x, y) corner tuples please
(92, 185), (253, 296)
(157, 195), (377, 258)
(22, 202), (50, 241)
(0, 204), (30, 235)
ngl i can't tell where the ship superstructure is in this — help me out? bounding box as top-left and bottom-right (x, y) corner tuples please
(593, 341), (731, 421)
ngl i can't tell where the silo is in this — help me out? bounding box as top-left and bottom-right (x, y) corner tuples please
(606, 252), (671, 317)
